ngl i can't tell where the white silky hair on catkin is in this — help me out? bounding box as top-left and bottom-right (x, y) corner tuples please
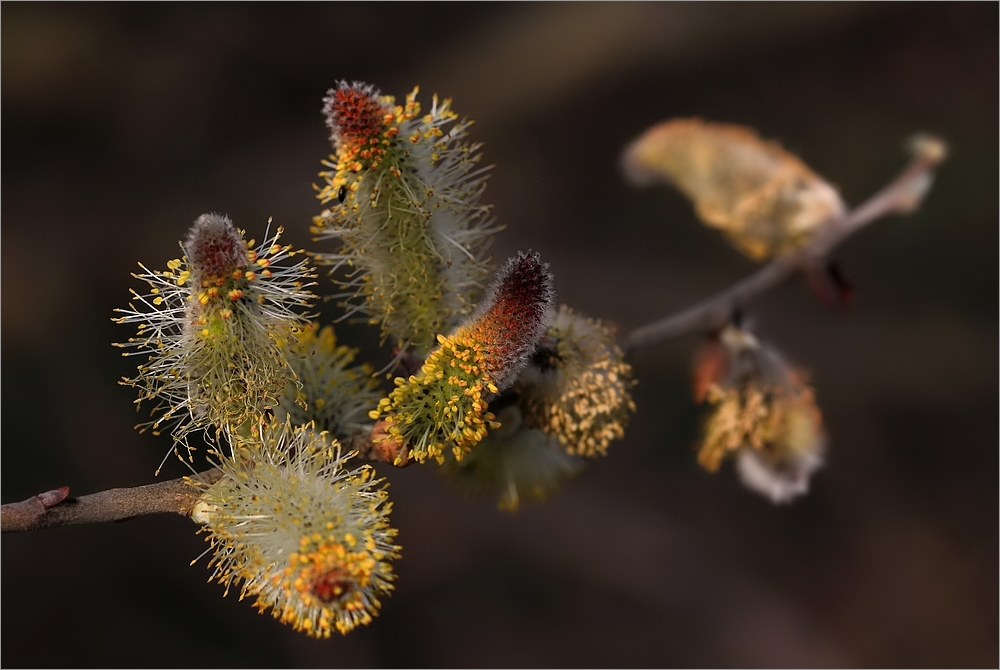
(735, 444), (825, 504)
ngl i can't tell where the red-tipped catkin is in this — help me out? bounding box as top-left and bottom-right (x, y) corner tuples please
(463, 251), (555, 390)
(185, 214), (249, 284)
(322, 81), (388, 148)
(313, 83), (498, 355)
(114, 215), (315, 449)
(370, 251), (555, 465)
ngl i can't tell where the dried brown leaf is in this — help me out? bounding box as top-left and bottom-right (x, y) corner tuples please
(622, 118), (845, 261)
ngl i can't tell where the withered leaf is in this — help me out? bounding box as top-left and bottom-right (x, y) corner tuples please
(622, 118), (845, 261)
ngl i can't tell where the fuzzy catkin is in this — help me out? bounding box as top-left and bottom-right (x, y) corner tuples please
(313, 82), (500, 356)
(192, 421), (400, 637)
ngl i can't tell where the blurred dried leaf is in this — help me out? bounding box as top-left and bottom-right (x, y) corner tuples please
(622, 118), (846, 261)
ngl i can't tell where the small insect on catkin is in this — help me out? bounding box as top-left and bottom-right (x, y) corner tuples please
(114, 214), (315, 451)
(371, 252), (555, 465)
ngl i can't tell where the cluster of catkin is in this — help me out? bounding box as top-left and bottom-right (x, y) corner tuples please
(115, 82), (636, 636)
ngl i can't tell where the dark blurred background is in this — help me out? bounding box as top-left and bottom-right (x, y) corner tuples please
(2, 3), (996, 667)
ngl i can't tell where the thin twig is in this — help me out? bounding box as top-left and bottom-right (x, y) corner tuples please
(1, 469), (224, 533)
(622, 144), (945, 352)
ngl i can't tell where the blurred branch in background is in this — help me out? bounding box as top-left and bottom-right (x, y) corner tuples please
(624, 134), (947, 350)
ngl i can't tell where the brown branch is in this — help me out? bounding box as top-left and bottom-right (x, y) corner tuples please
(622, 138), (946, 352)
(2, 431), (409, 534)
(1, 469), (224, 533)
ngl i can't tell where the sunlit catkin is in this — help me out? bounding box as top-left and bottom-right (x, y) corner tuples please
(371, 252), (554, 464)
(313, 81), (499, 356)
(114, 214), (315, 451)
(191, 420), (400, 637)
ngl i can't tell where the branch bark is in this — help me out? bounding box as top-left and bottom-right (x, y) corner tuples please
(1, 469), (224, 533)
